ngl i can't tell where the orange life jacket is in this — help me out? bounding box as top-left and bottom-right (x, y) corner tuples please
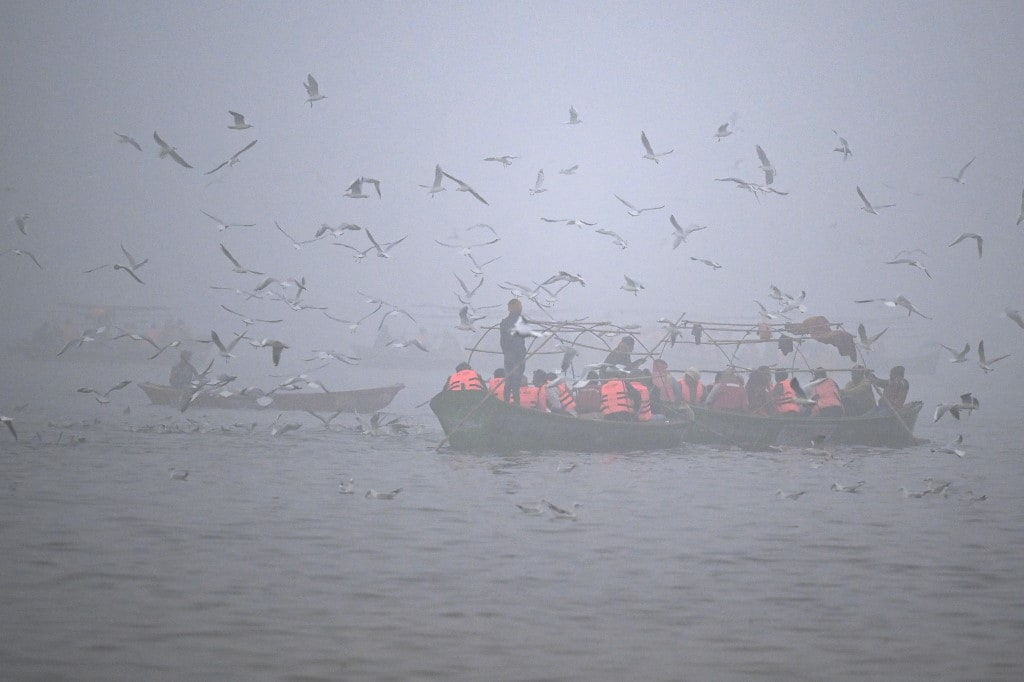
(487, 377), (505, 400)
(708, 382), (747, 411)
(519, 384), (548, 410)
(680, 378), (705, 405)
(810, 378), (844, 416)
(447, 369), (485, 392)
(771, 379), (801, 414)
(630, 381), (652, 421)
(600, 379), (634, 417)
(651, 372), (681, 403)
(552, 383), (576, 413)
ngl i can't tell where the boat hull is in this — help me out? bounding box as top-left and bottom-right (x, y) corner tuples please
(139, 382), (404, 412)
(430, 390), (692, 452)
(677, 401), (923, 448)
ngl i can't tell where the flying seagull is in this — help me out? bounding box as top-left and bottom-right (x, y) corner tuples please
(857, 323), (888, 351)
(205, 139), (257, 175)
(670, 215), (707, 248)
(941, 156), (975, 184)
(201, 210), (255, 231)
(832, 130), (852, 160)
(0, 415), (16, 441)
(253, 338), (289, 366)
(0, 248), (43, 269)
(227, 111), (252, 130)
(947, 232), (983, 258)
(856, 186), (895, 214)
(690, 256), (722, 270)
(483, 155), (517, 167)
(977, 340), (1009, 373)
(114, 132), (142, 151)
(76, 380), (132, 404)
(884, 258), (931, 278)
(940, 342), (971, 363)
(441, 170), (489, 205)
(420, 164), (446, 197)
(304, 74), (325, 106)
(541, 217), (596, 228)
(640, 130), (673, 163)
(614, 194), (664, 216)
(565, 106), (581, 125)
(1005, 307), (1024, 329)
(558, 164), (579, 175)
(755, 144), (775, 185)
(152, 131), (193, 169)
(933, 393), (979, 422)
(620, 274), (645, 295)
(714, 122), (733, 141)
(529, 169), (547, 195)
(219, 243), (264, 275)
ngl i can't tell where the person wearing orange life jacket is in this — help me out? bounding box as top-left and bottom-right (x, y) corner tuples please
(518, 369), (550, 410)
(807, 367), (845, 417)
(600, 377), (642, 421)
(705, 369), (748, 412)
(445, 362), (485, 392)
(679, 367), (706, 405)
(628, 378), (655, 421)
(770, 370), (804, 416)
(487, 367), (506, 400)
(545, 372), (577, 415)
(650, 359), (683, 404)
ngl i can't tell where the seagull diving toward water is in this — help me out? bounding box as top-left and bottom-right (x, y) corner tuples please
(565, 106), (582, 125)
(947, 232), (983, 258)
(614, 194), (664, 216)
(227, 111), (252, 130)
(640, 130), (673, 163)
(219, 243), (264, 275)
(670, 215), (708, 248)
(940, 342), (971, 363)
(620, 274), (645, 295)
(114, 132), (142, 151)
(755, 145), (775, 185)
(856, 186), (895, 214)
(344, 176), (382, 199)
(832, 130), (852, 160)
(304, 73), (325, 106)
(714, 122), (733, 141)
(977, 340), (1009, 373)
(205, 139), (257, 175)
(441, 170), (489, 205)
(152, 131), (193, 168)
(529, 169), (547, 195)
(933, 393), (979, 422)
(941, 156), (975, 184)
(884, 258), (931, 278)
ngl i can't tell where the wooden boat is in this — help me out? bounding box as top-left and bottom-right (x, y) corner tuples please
(670, 400), (924, 448)
(430, 389), (692, 452)
(138, 382), (404, 413)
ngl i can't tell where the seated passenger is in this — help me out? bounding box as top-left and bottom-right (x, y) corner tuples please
(650, 359), (683, 404)
(545, 372), (577, 415)
(487, 367), (506, 400)
(746, 365), (774, 415)
(705, 369), (749, 412)
(445, 362), (486, 392)
(807, 367), (844, 417)
(770, 370), (803, 416)
(680, 367), (705, 405)
(518, 369), (550, 411)
(600, 377), (642, 421)
(575, 371), (602, 414)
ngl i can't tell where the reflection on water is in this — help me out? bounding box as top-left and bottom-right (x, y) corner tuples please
(1, 378), (1023, 680)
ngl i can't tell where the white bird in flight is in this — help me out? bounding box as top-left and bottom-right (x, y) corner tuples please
(0, 248), (43, 269)
(977, 340), (1009, 373)
(832, 130), (852, 160)
(483, 155), (517, 167)
(1005, 307), (1024, 329)
(857, 323), (888, 351)
(620, 274), (645, 295)
(205, 139), (257, 175)
(940, 342), (970, 363)
(640, 130), (673, 163)
(565, 106), (581, 125)
(941, 156), (975, 184)
(529, 169), (547, 195)
(114, 132), (142, 151)
(614, 194), (664, 217)
(884, 258), (931, 279)
(856, 186), (895, 214)
(690, 256), (722, 270)
(152, 131), (193, 169)
(219, 243), (264, 275)
(304, 74), (326, 106)
(947, 232), (983, 258)
(714, 122), (733, 141)
(755, 145), (775, 185)
(558, 164), (579, 175)
(227, 111), (252, 130)
(420, 164), (446, 197)
(1, 415), (16, 441)
(201, 210), (255, 231)
(670, 215), (708, 248)
(344, 176), (382, 199)
(441, 170), (489, 205)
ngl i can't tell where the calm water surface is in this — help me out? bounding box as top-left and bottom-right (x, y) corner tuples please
(1, 365), (1022, 681)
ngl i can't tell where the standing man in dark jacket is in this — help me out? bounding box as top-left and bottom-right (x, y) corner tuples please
(499, 298), (527, 404)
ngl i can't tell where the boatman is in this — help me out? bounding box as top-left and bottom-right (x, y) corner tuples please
(169, 350), (199, 390)
(499, 298), (527, 405)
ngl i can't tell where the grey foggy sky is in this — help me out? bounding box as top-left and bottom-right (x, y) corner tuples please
(1, 1), (1022, 379)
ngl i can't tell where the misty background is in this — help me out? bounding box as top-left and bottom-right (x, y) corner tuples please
(2, 1), (1022, 397)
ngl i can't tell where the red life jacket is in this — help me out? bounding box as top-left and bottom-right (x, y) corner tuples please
(487, 377), (506, 400)
(680, 379), (705, 405)
(448, 369), (485, 392)
(553, 383), (576, 413)
(810, 378), (844, 416)
(708, 382), (747, 411)
(630, 381), (653, 421)
(771, 379), (801, 414)
(519, 384), (548, 410)
(600, 379), (633, 417)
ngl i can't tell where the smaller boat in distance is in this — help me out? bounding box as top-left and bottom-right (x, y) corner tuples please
(139, 382), (403, 413)
(430, 390), (692, 452)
